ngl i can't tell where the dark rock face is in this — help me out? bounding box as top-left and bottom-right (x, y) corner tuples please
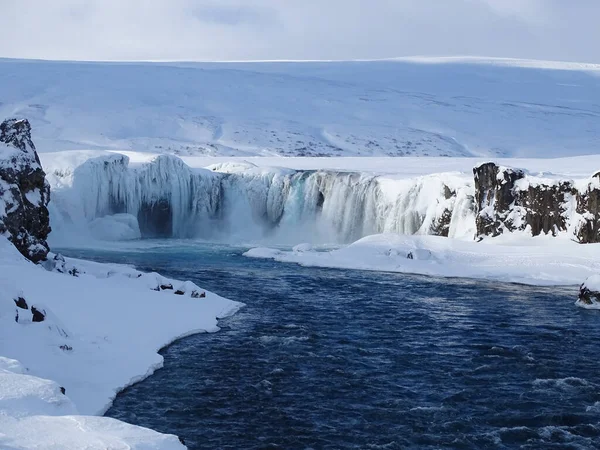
(579, 283), (600, 306)
(0, 118), (51, 262)
(0, 119), (36, 153)
(428, 185), (455, 237)
(14, 296), (28, 309)
(31, 306), (46, 322)
(575, 175), (600, 244)
(473, 163), (526, 237)
(519, 181), (574, 237)
(472, 162), (597, 242)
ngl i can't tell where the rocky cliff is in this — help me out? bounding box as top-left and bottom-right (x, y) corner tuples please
(0, 118), (51, 262)
(473, 162), (600, 243)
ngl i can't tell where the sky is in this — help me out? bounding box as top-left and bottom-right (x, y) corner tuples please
(0, 0), (598, 63)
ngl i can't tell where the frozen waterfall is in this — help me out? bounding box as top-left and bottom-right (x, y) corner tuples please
(46, 154), (477, 244)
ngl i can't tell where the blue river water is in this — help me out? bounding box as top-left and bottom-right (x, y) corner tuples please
(60, 242), (600, 449)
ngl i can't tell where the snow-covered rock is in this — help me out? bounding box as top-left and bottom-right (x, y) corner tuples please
(578, 275), (600, 308)
(473, 162), (600, 243)
(0, 118), (51, 262)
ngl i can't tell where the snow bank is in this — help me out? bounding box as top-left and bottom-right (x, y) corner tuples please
(245, 233), (600, 287)
(0, 236), (242, 448)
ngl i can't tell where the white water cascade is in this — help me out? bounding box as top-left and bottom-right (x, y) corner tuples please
(47, 154), (477, 245)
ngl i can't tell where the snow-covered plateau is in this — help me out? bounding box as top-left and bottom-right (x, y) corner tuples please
(1, 57), (600, 158)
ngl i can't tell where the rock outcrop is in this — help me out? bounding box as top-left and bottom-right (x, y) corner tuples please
(473, 162), (599, 243)
(0, 118), (51, 262)
(578, 276), (600, 307)
(574, 173), (600, 243)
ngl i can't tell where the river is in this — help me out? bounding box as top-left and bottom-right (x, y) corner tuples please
(59, 241), (600, 449)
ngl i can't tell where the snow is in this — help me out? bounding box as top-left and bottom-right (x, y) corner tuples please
(24, 188), (41, 206)
(0, 236), (242, 448)
(583, 275), (600, 292)
(2, 57), (600, 158)
(244, 233), (600, 287)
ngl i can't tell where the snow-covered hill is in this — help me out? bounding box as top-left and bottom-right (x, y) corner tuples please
(1, 57), (600, 157)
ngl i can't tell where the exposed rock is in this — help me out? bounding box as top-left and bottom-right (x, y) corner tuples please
(191, 290), (206, 298)
(13, 296), (28, 309)
(160, 283), (173, 290)
(0, 118), (36, 152)
(42, 253), (82, 277)
(473, 162), (526, 237)
(473, 162), (590, 241)
(31, 306), (46, 322)
(60, 387), (66, 395)
(579, 279), (600, 306)
(575, 174), (600, 243)
(0, 118), (51, 262)
(430, 207), (453, 237)
(174, 290), (185, 295)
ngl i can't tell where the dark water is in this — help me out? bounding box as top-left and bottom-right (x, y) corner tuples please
(61, 242), (600, 449)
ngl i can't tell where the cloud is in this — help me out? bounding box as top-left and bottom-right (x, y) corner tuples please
(0, 0), (598, 62)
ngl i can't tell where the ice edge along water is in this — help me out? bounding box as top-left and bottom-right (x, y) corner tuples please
(0, 235), (243, 449)
(41, 150), (600, 290)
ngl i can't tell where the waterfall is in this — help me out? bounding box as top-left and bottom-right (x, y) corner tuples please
(48, 154), (477, 244)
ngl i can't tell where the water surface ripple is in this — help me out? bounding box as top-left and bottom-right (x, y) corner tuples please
(62, 243), (600, 449)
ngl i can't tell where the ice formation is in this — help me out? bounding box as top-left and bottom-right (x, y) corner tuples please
(47, 154), (476, 244)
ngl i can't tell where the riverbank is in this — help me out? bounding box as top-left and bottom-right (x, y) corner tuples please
(0, 236), (242, 449)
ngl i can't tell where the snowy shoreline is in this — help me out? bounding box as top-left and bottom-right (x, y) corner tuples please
(244, 233), (600, 288)
(0, 236), (243, 449)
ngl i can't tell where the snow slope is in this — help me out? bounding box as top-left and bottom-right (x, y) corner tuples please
(0, 236), (242, 448)
(2, 57), (600, 157)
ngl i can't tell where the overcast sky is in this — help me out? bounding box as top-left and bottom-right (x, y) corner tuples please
(0, 0), (598, 63)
